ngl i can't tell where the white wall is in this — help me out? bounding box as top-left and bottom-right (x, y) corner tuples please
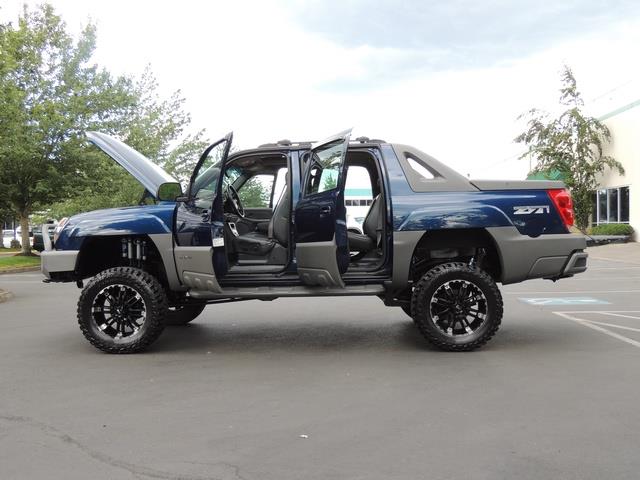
(597, 103), (640, 237)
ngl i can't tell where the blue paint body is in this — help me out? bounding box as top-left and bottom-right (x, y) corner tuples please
(55, 203), (175, 250)
(55, 143), (568, 258)
(390, 190), (567, 235)
(379, 144), (568, 236)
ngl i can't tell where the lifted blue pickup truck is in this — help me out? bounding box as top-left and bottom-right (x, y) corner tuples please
(41, 130), (587, 353)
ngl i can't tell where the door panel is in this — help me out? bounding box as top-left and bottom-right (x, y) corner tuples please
(296, 240), (345, 288)
(294, 129), (351, 287)
(174, 133), (233, 284)
(174, 246), (222, 293)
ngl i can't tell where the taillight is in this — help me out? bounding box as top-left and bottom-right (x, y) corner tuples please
(547, 189), (574, 227)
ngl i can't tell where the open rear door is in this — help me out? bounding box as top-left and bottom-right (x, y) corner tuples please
(294, 129), (351, 287)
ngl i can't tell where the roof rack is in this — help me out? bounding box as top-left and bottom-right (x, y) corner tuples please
(257, 139), (313, 148)
(256, 136), (386, 149)
(353, 136), (386, 144)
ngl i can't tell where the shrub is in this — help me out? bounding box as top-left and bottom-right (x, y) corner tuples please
(10, 239), (22, 249)
(589, 224), (634, 236)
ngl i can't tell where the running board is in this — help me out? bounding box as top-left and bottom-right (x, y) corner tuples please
(188, 284), (385, 300)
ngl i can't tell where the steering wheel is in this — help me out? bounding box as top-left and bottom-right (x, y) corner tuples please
(227, 184), (245, 217)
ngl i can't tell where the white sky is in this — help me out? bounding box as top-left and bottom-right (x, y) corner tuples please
(3, 0), (640, 180)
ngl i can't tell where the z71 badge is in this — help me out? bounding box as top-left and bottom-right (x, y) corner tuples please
(513, 205), (550, 215)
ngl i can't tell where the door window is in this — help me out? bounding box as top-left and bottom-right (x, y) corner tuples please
(189, 135), (232, 212)
(238, 174), (274, 208)
(304, 140), (344, 196)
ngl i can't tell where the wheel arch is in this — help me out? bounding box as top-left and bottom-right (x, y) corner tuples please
(392, 228), (503, 289)
(75, 234), (178, 290)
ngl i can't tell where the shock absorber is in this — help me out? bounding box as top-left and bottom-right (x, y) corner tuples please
(121, 238), (128, 260)
(135, 238), (142, 264)
(127, 238), (134, 265)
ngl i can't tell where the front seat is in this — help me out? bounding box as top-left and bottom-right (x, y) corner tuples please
(348, 194), (384, 253)
(232, 184), (290, 255)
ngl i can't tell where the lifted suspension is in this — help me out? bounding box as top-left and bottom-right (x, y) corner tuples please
(121, 237), (147, 268)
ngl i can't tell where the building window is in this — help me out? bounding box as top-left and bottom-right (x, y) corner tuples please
(620, 186), (630, 222)
(593, 186), (630, 224)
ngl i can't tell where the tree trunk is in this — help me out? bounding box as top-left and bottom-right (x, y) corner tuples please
(19, 214), (31, 255)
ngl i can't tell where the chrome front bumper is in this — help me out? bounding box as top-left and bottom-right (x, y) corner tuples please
(40, 223), (79, 279)
(40, 250), (79, 279)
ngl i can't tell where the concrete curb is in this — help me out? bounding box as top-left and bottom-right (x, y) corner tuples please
(0, 266), (41, 275)
(0, 288), (13, 303)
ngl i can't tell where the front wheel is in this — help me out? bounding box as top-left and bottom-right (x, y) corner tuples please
(77, 267), (168, 354)
(411, 262), (503, 351)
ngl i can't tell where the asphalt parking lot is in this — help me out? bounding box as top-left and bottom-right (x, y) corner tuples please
(1, 243), (639, 480)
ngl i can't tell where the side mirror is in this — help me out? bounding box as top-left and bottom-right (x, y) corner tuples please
(157, 182), (183, 201)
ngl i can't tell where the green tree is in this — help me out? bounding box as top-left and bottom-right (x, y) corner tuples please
(321, 171), (338, 191)
(47, 69), (210, 218)
(0, 4), (135, 254)
(0, 5), (208, 253)
(515, 66), (623, 231)
(238, 177), (271, 208)
(120, 67), (209, 183)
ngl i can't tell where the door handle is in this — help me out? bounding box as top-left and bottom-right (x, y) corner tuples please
(319, 206), (332, 215)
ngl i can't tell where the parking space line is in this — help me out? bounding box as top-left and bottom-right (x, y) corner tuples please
(581, 320), (640, 333)
(556, 310), (640, 314)
(600, 312), (640, 321)
(554, 311), (640, 349)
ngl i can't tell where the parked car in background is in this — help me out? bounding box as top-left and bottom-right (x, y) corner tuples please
(2, 229), (16, 248)
(32, 221), (57, 252)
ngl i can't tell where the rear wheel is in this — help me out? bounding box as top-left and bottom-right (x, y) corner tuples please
(77, 267), (167, 354)
(411, 262), (502, 351)
(165, 303), (206, 326)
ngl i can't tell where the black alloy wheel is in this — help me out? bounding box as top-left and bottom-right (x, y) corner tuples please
(411, 262), (503, 351)
(78, 267), (167, 353)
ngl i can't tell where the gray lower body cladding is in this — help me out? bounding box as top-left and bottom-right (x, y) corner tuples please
(41, 250), (79, 278)
(486, 226), (587, 284)
(390, 227), (587, 288)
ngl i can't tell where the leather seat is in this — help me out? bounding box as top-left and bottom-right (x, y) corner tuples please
(348, 194), (383, 253)
(233, 184), (290, 255)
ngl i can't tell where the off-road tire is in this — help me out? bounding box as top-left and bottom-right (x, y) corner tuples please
(77, 267), (168, 354)
(411, 262), (503, 351)
(401, 304), (413, 318)
(165, 304), (206, 326)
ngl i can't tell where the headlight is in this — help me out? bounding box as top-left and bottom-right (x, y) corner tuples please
(53, 217), (68, 245)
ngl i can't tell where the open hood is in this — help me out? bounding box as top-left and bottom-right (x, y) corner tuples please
(86, 131), (180, 199)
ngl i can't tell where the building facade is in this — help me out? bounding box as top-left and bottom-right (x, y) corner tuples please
(594, 100), (639, 235)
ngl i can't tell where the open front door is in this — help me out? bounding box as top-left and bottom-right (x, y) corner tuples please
(174, 133), (233, 292)
(294, 129), (351, 287)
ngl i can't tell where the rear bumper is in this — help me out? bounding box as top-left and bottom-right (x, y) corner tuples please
(40, 250), (79, 279)
(487, 227), (588, 284)
(563, 251), (588, 276)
